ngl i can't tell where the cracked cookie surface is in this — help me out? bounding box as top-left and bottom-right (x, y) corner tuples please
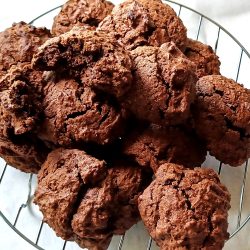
(123, 42), (196, 125)
(0, 22), (51, 73)
(194, 75), (250, 166)
(52, 0), (114, 36)
(32, 27), (133, 98)
(35, 148), (148, 250)
(34, 148), (107, 240)
(138, 163), (230, 250)
(38, 76), (126, 146)
(184, 39), (220, 78)
(123, 124), (206, 173)
(98, 0), (187, 51)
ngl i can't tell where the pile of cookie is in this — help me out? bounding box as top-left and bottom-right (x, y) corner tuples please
(0, 0), (249, 249)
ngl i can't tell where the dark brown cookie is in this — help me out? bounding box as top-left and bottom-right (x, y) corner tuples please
(194, 75), (250, 166)
(32, 27), (133, 98)
(0, 63), (44, 136)
(123, 124), (206, 173)
(98, 0), (187, 51)
(34, 149), (148, 250)
(123, 42), (197, 125)
(34, 148), (107, 240)
(0, 22), (51, 72)
(138, 163), (230, 250)
(52, 0), (114, 36)
(185, 39), (220, 78)
(0, 136), (48, 173)
(38, 76), (126, 146)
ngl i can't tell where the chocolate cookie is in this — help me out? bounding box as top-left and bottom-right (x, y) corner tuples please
(0, 22), (51, 72)
(0, 63), (44, 136)
(34, 148), (107, 240)
(185, 39), (220, 78)
(38, 76), (126, 146)
(194, 75), (250, 166)
(52, 0), (114, 36)
(123, 124), (206, 173)
(123, 42), (196, 125)
(34, 149), (148, 250)
(98, 0), (187, 51)
(138, 163), (230, 250)
(32, 27), (133, 98)
(0, 136), (48, 173)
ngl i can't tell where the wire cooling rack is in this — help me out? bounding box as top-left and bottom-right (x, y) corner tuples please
(0, 1), (250, 249)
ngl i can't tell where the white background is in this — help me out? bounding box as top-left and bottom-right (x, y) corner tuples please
(0, 1), (250, 250)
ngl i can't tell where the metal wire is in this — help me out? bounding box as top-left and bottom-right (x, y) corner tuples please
(0, 1), (250, 250)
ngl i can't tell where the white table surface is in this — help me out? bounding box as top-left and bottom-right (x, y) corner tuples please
(0, 1), (250, 250)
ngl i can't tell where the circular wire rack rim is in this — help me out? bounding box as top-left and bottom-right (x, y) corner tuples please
(0, 1), (249, 249)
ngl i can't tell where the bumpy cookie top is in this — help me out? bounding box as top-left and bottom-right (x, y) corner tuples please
(98, 0), (187, 51)
(0, 22), (51, 71)
(52, 0), (114, 36)
(32, 27), (133, 98)
(38, 76), (126, 146)
(194, 75), (250, 166)
(185, 38), (220, 78)
(123, 42), (196, 125)
(123, 124), (206, 172)
(138, 163), (230, 250)
(0, 63), (44, 136)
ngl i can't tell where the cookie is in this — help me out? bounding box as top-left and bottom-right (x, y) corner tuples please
(0, 136), (49, 173)
(184, 39), (220, 78)
(34, 148), (107, 240)
(138, 163), (230, 250)
(32, 27), (133, 98)
(98, 0), (187, 51)
(38, 76), (126, 146)
(194, 75), (250, 166)
(0, 63), (44, 136)
(0, 22), (51, 72)
(123, 124), (206, 172)
(34, 148), (148, 250)
(123, 42), (196, 125)
(52, 0), (114, 36)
